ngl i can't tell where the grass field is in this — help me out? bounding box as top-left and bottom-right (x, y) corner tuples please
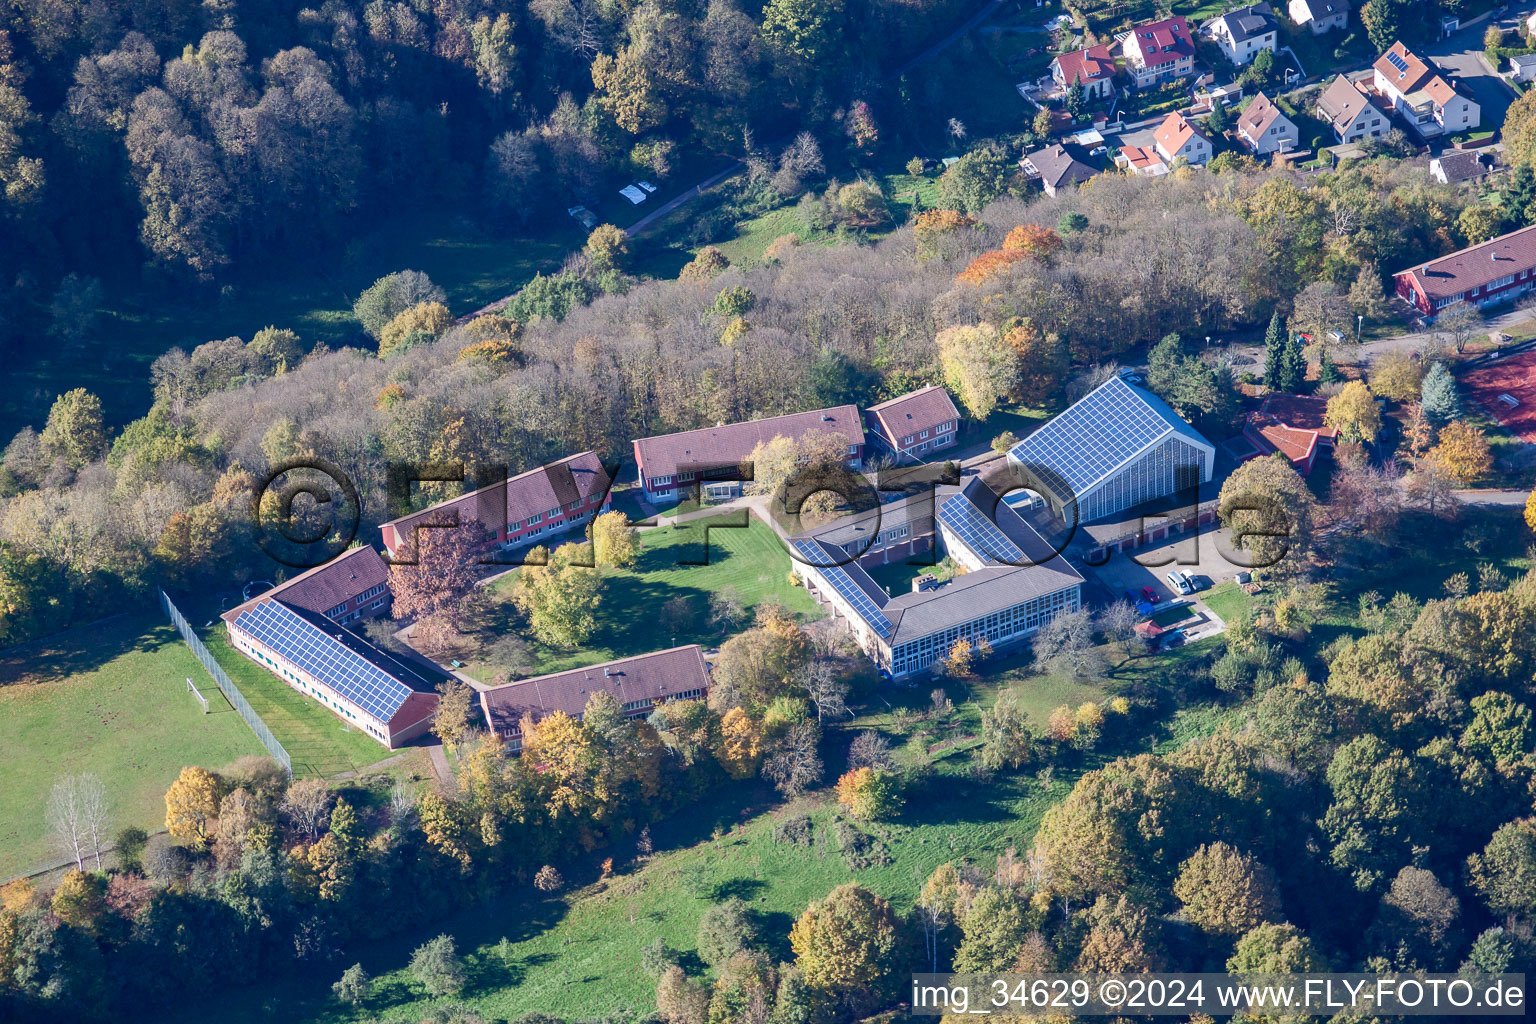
(0, 613), (264, 876)
(460, 514), (823, 681)
(199, 625), (399, 779)
(3, 209), (577, 444)
(1201, 581), (1252, 626)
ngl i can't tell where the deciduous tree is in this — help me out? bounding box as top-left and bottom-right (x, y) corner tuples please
(164, 765), (219, 847)
(789, 883), (900, 1012)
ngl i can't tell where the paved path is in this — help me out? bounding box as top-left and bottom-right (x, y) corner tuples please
(426, 742), (457, 792)
(1452, 488), (1531, 506)
(1359, 304), (1536, 364)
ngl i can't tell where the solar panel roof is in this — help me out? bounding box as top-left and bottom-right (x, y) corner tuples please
(1386, 50), (1408, 73)
(234, 600), (417, 723)
(938, 492), (1025, 564)
(791, 538), (893, 638)
(1007, 376), (1210, 498)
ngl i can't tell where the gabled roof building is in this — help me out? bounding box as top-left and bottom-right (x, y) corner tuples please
(380, 451), (613, 560)
(1241, 393), (1339, 476)
(1394, 223), (1536, 319)
(1288, 0), (1348, 33)
(1123, 15), (1196, 87)
(479, 646), (712, 750)
(1051, 43), (1117, 98)
(1153, 112), (1212, 166)
(225, 544), (392, 626)
(863, 386), (961, 463)
(1235, 92), (1299, 155)
(633, 406), (865, 502)
(1316, 75), (1389, 144)
(223, 597), (446, 749)
(1021, 144), (1099, 196)
(1007, 375), (1215, 524)
(1206, 2), (1278, 66)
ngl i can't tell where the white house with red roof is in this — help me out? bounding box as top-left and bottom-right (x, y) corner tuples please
(1116, 144), (1169, 176)
(1123, 15), (1196, 87)
(380, 450), (613, 560)
(1050, 44), (1116, 99)
(1153, 112), (1212, 166)
(1369, 41), (1478, 138)
(863, 386), (962, 462)
(633, 406), (865, 502)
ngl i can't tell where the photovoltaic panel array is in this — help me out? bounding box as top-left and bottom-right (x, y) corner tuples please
(938, 493), (1024, 565)
(235, 600), (413, 723)
(1386, 50), (1409, 73)
(1008, 377), (1174, 495)
(790, 538), (893, 638)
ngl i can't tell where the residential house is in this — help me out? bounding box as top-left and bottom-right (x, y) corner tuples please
(479, 645), (712, 750)
(632, 406), (865, 502)
(1123, 16), (1196, 87)
(1117, 144), (1169, 176)
(1235, 92), (1300, 155)
(228, 545), (393, 627)
(1288, 0), (1348, 33)
(1206, 3), (1279, 66)
(1050, 44), (1117, 99)
(1020, 143), (1099, 196)
(1316, 75), (1389, 144)
(863, 386), (962, 462)
(223, 598), (446, 749)
(1511, 53), (1536, 82)
(1430, 150), (1496, 185)
(1394, 224), (1536, 319)
(1370, 41), (1479, 138)
(1241, 393), (1339, 476)
(1153, 111), (1212, 166)
(380, 450), (612, 560)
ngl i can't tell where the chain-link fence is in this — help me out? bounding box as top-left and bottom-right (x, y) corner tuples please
(158, 590), (292, 778)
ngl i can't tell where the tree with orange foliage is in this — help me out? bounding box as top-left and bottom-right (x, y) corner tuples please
(1004, 317), (1067, 407)
(913, 209), (978, 262)
(1002, 224), (1062, 263)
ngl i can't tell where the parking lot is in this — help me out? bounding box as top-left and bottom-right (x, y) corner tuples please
(1075, 524), (1259, 642)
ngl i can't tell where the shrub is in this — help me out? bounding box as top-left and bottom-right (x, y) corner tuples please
(774, 813), (814, 846)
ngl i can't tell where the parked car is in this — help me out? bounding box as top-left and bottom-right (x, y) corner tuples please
(1141, 586), (1160, 603)
(1183, 572), (1208, 593)
(1166, 571), (1192, 595)
(1124, 588), (1141, 604)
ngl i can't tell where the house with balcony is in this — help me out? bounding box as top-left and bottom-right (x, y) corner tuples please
(1153, 111), (1212, 166)
(1316, 75), (1389, 144)
(1020, 143), (1100, 196)
(1123, 16), (1196, 87)
(1288, 0), (1348, 33)
(1050, 44), (1117, 100)
(1370, 41), (1479, 138)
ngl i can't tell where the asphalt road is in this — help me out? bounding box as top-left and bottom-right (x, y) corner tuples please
(1422, 14), (1521, 133)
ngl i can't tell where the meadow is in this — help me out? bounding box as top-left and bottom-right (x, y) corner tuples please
(459, 514), (823, 681)
(0, 613), (263, 876)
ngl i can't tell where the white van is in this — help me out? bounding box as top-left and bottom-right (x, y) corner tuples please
(1165, 571), (1192, 595)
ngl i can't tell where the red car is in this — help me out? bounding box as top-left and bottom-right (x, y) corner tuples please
(1141, 586), (1160, 603)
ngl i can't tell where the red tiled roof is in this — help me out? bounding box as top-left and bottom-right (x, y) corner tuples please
(1154, 112), (1206, 155)
(1054, 44), (1115, 83)
(1373, 41), (1432, 94)
(1130, 15), (1193, 68)
(1242, 393), (1338, 470)
(633, 406), (864, 481)
(221, 545), (389, 624)
(1395, 224), (1536, 302)
(1119, 144), (1166, 172)
(381, 450), (611, 539)
(479, 645), (711, 736)
(865, 386), (961, 444)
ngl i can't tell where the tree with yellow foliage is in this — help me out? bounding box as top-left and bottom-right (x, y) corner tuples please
(716, 707), (762, 779)
(938, 323), (1021, 419)
(378, 301), (453, 358)
(589, 510), (639, 568)
(0, 879), (34, 913)
(1524, 490), (1536, 533)
(50, 869), (108, 935)
(913, 209), (978, 262)
(512, 542), (603, 646)
(790, 883), (901, 1013)
(521, 710), (611, 822)
(165, 765), (220, 846)
(1369, 351), (1424, 403)
(1429, 421), (1493, 484)
(944, 637), (974, 677)
(834, 766), (903, 821)
(418, 791), (476, 870)
(1324, 380), (1382, 443)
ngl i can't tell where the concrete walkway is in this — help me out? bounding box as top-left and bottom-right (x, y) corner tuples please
(426, 742), (457, 792)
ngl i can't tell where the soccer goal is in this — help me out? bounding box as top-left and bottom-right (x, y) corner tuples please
(186, 676), (210, 714)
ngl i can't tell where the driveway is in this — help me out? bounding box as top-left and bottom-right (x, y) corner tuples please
(1423, 15), (1522, 132)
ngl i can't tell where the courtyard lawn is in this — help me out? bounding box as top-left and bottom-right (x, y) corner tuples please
(0, 613), (264, 876)
(461, 514), (823, 681)
(199, 625), (399, 780)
